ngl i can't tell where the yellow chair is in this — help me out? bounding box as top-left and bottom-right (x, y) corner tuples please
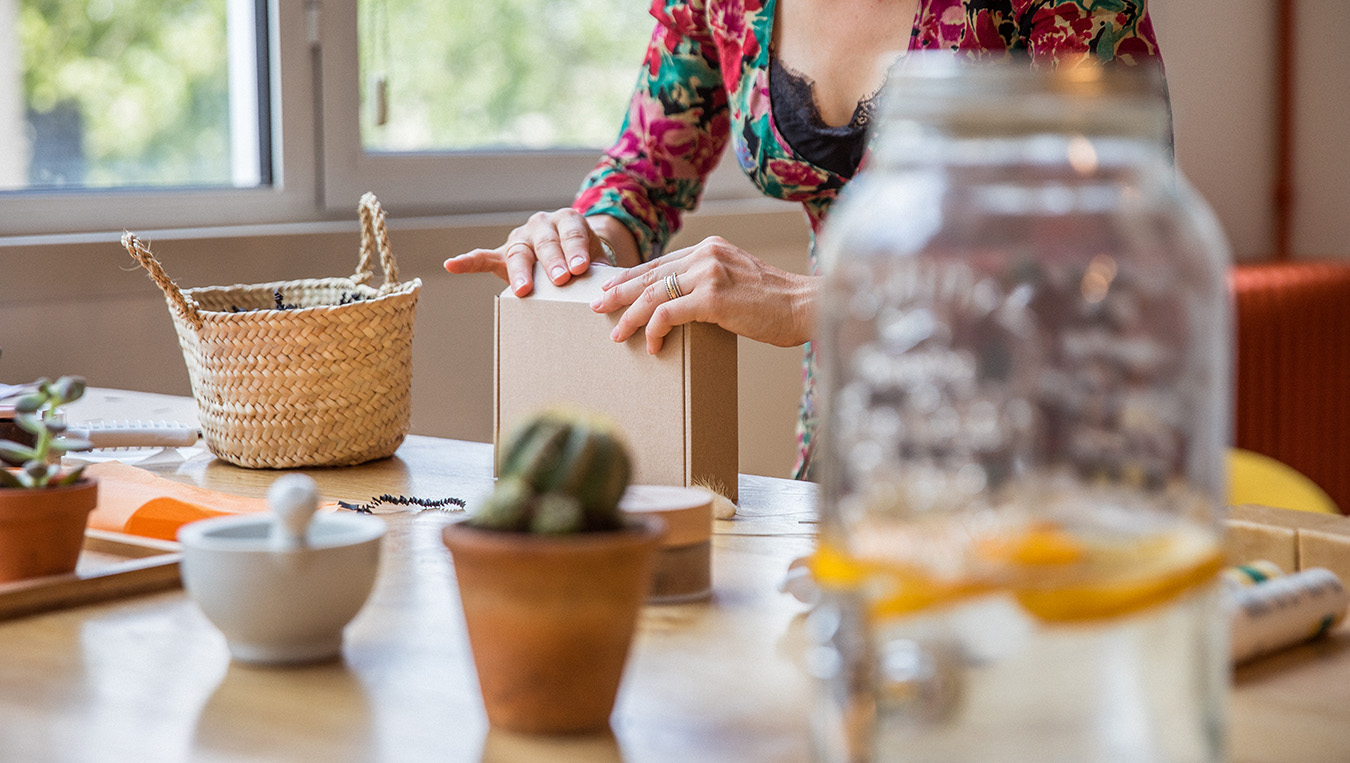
(1227, 447), (1338, 515)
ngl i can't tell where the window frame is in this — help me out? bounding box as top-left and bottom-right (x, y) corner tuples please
(0, 0), (756, 239)
(316, 1), (755, 217)
(321, 10), (609, 218)
(0, 0), (315, 238)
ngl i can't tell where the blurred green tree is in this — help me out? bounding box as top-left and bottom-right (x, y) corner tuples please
(19, 0), (230, 188)
(359, 0), (652, 151)
(15, 0), (654, 189)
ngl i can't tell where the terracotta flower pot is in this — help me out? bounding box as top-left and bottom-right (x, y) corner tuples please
(0, 478), (98, 583)
(443, 517), (663, 734)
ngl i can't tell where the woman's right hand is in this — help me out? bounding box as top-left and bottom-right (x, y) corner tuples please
(443, 208), (610, 297)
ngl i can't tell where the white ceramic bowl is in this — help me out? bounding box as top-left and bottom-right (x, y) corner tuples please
(179, 512), (385, 665)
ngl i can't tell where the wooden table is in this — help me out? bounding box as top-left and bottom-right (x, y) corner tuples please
(0, 388), (1346, 762)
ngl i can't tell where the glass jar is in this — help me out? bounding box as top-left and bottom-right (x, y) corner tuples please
(808, 58), (1231, 763)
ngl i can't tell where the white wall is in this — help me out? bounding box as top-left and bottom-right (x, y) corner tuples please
(1153, 0), (1274, 260)
(1291, 0), (1350, 256)
(1153, 0), (1349, 260)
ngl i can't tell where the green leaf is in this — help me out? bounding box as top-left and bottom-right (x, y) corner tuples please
(16, 461), (60, 488)
(65, 376), (86, 401)
(37, 463), (60, 488)
(0, 441), (38, 463)
(13, 393), (45, 414)
(0, 469), (26, 488)
(12, 462), (43, 488)
(53, 376), (86, 404)
(16, 413), (47, 436)
(54, 465), (86, 486)
(51, 437), (93, 454)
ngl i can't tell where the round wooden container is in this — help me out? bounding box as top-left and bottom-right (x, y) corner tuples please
(620, 485), (714, 603)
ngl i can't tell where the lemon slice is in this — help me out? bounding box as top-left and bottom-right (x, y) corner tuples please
(1011, 531), (1223, 623)
(811, 523), (1222, 625)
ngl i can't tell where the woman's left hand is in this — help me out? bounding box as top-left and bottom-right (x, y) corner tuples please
(590, 236), (818, 353)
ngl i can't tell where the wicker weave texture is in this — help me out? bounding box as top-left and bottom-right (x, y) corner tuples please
(124, 194), (421, 468)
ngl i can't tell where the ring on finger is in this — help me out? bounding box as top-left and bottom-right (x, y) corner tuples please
(664, 272), (684, 301)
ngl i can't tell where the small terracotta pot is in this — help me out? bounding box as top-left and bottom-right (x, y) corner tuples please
(443, 517), (663, 734)
(0, 478), (98, 583)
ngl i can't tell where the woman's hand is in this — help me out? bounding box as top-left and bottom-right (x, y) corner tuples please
(443, 209), (635, 296)
(591, 236), (818, 354)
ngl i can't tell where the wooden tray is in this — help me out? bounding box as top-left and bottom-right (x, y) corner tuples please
(0, 529), (182, 621)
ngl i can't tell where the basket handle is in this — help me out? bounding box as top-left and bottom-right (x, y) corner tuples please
(354, 192), (401, 293)
(122, 232), (204, 331)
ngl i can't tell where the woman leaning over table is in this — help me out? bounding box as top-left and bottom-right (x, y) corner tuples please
(444, 0), (1166, 480)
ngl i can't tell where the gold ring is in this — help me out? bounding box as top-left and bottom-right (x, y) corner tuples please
(665, 273), (684, 301)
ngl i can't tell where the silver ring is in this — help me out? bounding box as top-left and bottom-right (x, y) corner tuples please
(596, 236), (617, 266)
(664, 273), (684, 301)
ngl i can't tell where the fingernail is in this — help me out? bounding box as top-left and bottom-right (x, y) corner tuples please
(590, 297), (603, 310)
(571, 256), (588, 269)
(551, 266), (566, 280)
(600, 278), (615, 289)
(513, 278), (527, 293)
(610, 327), (621, 341)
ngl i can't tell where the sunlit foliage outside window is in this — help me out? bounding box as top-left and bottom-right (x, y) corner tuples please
(11, 0), (231, 190)
(0, 0), (655, 193)
(359, 0), (653, 152)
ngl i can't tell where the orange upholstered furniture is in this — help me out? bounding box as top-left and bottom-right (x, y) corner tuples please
(1231, 261), (1350, 514)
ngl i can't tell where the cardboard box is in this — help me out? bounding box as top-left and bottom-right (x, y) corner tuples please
(1227, 504), (1350, 584)
(1224, 518), (1298, 572)
(494, 264), (738, 500)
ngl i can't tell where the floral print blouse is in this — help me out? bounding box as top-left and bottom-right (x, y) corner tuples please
(573, 0), (1163, 479)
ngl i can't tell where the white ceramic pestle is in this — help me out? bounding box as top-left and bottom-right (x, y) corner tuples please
(268, 473), (320, 552)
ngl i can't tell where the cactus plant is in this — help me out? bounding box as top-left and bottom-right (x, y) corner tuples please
(474, 411), (633, 534)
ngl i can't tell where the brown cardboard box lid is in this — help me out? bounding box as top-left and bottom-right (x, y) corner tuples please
(513, 263), (616, 304)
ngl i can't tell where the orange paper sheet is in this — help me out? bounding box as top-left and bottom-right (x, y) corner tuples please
(85, 462), (269, 541)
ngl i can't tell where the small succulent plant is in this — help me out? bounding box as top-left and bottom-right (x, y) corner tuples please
(472, 410), (633, 534)
(0, 376), (92, 489)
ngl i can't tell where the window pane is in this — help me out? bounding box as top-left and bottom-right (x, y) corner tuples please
(0, 0), (268, 192)
(359, 0), (653, 153)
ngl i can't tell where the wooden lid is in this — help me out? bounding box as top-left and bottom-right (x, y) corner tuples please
(620, 485), (713, 547)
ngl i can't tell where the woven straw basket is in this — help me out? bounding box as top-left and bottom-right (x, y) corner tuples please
(123, 193), (422, 469)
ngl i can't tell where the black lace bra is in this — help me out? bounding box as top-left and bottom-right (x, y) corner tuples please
(769, 56), (880, 179)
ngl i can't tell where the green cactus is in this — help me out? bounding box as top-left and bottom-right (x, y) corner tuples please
(530, 493), (585, 535)
(472, 475), (533, 531)
(498, 416), (570, 490)
(472, 411), (633, 533)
